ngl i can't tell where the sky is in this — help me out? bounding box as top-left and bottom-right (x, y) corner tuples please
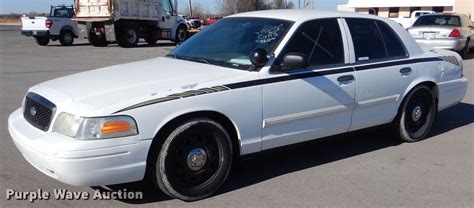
(0, 0), (348, 14)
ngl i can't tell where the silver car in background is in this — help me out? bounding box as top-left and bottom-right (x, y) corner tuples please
(408, 13), (474, 58)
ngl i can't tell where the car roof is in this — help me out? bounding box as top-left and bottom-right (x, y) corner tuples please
(419, 13), (465, 17)
(228, 9), (387, 22)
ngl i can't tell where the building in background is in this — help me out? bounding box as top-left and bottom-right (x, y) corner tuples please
(339, 0), (473, 20)
(336, 3), (355, 12)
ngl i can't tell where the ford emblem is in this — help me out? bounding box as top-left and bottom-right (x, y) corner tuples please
(29, 107), (37, 116)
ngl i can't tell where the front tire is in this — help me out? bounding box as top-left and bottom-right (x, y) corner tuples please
(34, 36), (50, 46)
(394, 85), (436, 142)
(174, 25), (188, 44)
(151, 119), (233, 201)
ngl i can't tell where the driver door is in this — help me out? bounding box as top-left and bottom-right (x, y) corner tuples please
(160, 0), (178, 38)
(261, 18), (355, 150)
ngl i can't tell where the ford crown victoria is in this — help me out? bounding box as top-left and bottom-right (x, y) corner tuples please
(8, 10), (468, 201)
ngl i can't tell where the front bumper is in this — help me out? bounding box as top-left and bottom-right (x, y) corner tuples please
(21, 30), (49, 36)
(8, 108), (151, 186)
(415, 38), (466, 52)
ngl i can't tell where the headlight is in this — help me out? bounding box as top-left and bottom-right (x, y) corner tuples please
(53, 112), (138, 140)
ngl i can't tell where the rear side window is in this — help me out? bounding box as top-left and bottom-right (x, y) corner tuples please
(376, 20), (408, 58)
(346, 18), (407, 62)
(281, 18), (345, 67)
(413, 15), (461, 27)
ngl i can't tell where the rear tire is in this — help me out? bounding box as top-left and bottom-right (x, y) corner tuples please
(393, 85), (436, 142)
(88, 32), (108, 47)
(151, 119), (233, 201)
(34, 36), (50, 46)
(145, 37), (158, 45)
(459, 39), (470, 58)
(59, 30), (74, 46)
(117, 26), (139, 48)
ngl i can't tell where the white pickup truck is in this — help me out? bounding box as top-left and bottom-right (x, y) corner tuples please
(21, 5), (78, 46)
(391, 10), (435, 28)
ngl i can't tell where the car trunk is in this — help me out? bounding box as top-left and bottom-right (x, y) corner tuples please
(409, 26), (460, 39)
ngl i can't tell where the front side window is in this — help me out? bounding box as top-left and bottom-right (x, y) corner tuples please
(279, 18), (345, 68)
(168, 17), (292, 70)
(346, 18), (407, 62)
(413, 15), (462, 27)
(162, 0), (173, 13)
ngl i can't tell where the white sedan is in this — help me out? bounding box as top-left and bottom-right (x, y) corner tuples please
(8, 10), (468, 201)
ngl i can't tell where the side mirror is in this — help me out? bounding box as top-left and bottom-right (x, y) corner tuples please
(281, 53), (308, 71)
(250, 48), (269, 67)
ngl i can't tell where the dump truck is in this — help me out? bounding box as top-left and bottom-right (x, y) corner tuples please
(73, 0), (189, 47)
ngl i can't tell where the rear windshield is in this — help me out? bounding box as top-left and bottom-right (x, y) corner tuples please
(413, 15), (461, 27)
(51, 8), (73, 18)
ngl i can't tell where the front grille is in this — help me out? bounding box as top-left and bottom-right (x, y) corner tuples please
(23, 92), (56, 131)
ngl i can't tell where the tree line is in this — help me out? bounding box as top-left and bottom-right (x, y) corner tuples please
(184, 0), (295, 17)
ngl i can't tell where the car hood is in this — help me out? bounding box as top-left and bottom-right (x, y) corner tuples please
(32, 57), (246, 114)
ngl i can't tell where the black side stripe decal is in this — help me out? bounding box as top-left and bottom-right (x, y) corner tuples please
(225, 57), (442, 89)
(225, 67), (353, 89)
(114, 57), (442, 113)
(353, 57), (442, 71)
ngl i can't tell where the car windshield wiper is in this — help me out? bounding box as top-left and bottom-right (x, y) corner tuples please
(181, 56), (225, 66)
(165, 54), (177, 59)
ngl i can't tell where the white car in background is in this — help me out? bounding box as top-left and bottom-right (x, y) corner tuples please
(408, 13), (474, 58)
(21, 5), (78, 46)
(8, 10), (468, 201)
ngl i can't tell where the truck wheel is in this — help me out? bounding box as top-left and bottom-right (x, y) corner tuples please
(393, 85), (436, 142)
(34, 36), (50, 46)
(174, 25), (188, 44)
(88, 32), (108, 47)
(117, 27), (139, 48)
(459, 39), (470, 58)
(59, 30), (74, 46)
(151, 118), (233, 201)
(145, 37), (158, 45)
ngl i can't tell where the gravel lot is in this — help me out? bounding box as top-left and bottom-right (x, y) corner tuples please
(0, 25), (473, 207)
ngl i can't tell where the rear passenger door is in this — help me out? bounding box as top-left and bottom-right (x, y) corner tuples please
(261, 18), (355, 150)
(343, 18), (414, 131)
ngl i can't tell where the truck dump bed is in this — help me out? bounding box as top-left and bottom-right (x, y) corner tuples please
(75, 0), (161, 21)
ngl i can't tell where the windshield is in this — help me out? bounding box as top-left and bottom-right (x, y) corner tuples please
(413, 15), (461, 27)
(167, 17), (293, 70)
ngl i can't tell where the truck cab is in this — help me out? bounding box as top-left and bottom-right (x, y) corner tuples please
(21, 5), (78, 46)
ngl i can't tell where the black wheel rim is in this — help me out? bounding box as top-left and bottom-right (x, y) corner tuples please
(404, 89), (433, 135)
(165, 129), (223, 192)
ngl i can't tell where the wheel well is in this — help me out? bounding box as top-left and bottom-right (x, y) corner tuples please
(397, 81), (439, 117)
(60, 26), (76, 37)
(144, 111), (240, 178)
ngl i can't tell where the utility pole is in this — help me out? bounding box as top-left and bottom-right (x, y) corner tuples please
(188, 0), (193, 16)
